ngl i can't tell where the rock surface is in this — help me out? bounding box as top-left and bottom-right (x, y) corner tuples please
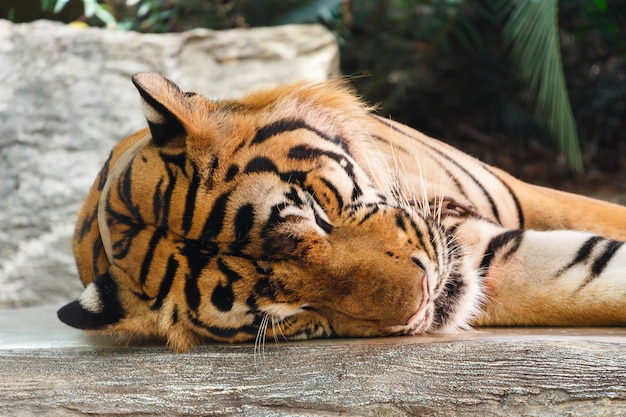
(0, 19), (338, 307)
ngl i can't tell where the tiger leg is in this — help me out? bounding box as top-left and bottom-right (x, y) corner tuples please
(494, 167), (626, 241)
(452, 218), (626, 327)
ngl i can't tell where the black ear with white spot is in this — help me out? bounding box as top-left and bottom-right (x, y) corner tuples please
(57, 271), (125, 330)
(131, 72), (189, 147)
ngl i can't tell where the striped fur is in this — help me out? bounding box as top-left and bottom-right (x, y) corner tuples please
(59, 73), (626, 351)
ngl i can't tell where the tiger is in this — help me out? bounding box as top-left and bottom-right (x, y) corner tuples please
(58, 72), (626, 352)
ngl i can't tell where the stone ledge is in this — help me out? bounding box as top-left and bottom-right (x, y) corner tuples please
(1, 305), (625, 416)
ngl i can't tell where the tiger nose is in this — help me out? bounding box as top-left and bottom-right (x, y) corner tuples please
(405, 273), (430, 327)
(411, 255), (438, 301)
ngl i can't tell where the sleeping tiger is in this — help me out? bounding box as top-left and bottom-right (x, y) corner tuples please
(58, 72), (626, 352)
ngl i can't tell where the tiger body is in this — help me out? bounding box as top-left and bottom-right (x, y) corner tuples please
(58, 73), (626, 352)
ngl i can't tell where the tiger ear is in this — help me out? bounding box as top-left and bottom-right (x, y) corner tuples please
(131, 72), (191, 147)
(57, 271), (125, 330)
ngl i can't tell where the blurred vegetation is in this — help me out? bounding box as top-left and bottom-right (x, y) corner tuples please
(2, 0), (625, 178)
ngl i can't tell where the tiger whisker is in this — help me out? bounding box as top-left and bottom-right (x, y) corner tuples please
(254, 313), (270, 364)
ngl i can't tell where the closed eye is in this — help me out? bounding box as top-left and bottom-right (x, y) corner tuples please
(305, 191), (333, 234)
(314, 213), (333, 234)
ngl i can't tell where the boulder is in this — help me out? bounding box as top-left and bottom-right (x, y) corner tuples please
(0, 19), (339, 307)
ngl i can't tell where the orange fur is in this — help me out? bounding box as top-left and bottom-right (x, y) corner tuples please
(60, 73), (626, 351)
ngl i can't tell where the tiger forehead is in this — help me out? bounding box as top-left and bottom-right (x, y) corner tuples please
(202, 81), (372, 140)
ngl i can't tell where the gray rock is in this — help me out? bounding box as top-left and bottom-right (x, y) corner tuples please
(0, 20), (339, 307)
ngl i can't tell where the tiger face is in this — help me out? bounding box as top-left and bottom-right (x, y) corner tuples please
(59, 73), (481, 351)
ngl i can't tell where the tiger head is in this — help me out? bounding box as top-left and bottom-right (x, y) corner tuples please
(58, 73), (481, 351)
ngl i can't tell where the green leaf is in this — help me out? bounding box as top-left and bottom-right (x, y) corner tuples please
(593, 0), (608, 12)
(53, 0), (71, 14)
(41, 0), (57, 12)
(82, 0), (117, 27)
(499, 0), (583, 172)
(94, 6), (117, 27)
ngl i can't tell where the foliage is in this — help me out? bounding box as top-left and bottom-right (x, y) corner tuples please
(498, 0), (582, 171)
(42, 0), (116, 26)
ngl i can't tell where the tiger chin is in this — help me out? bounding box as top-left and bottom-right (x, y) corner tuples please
(58, 72), (626, 352)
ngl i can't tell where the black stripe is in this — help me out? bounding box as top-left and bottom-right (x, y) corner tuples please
(373, 116), (505, 223)
(251, 119), (309, 145)
(160, 150), (187, 170)
(288, 144), (363, 204)
(251, 119), (349, 153)
(97, 151), (113, 191)
(591, 240), (624, 277)
(479, 230), (524, 277)
(416, 216), (438, 261)
(76, 210), (97, 242)
(575, 239), (624, 290)
(358, 205), (379, 225)
(287, 144), (345, 162)
(201, 191), (231, 241)
(254, 277), (274, 299)
(133, 291), (151, 301)
(154, 155), (188, 243)
(371, 134), (469, 202)
(109, 216), (141, 260)
(151, 255), (179, 310)
(205, 157), (219, 189)
(181, 238), (218, 279)
(576, 235), (603, 263)
(319, 178), (344, 209)
(279, 170), (309, 187)
(218, 257), (243, 283)
(559, 235), (603, 274)
(407, 216), (437, 261)
(159, 162), (174, 228)
(225, 164), (240, 182)
(91, 238), (104, 278)
(138, 230), (165, 286)
(483, 166), (525, 228)
(187, 311), (259, 338)
(244, 157), (279, 174)
(284, 186), (304, 207)
(152, 177), (165, 225)
(108, 167), (144, 260)
(185, 273), (201, 311)
(159, 152), (187, 231)
(233, 203), (255, 242)
(117, 163), (142, 223)
(107, 164), (146, 260)
(182, 164), (200, 235)
(395, 213), (407, 231)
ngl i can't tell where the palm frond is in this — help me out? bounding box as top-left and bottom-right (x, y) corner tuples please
(499, 0), (583, 172)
